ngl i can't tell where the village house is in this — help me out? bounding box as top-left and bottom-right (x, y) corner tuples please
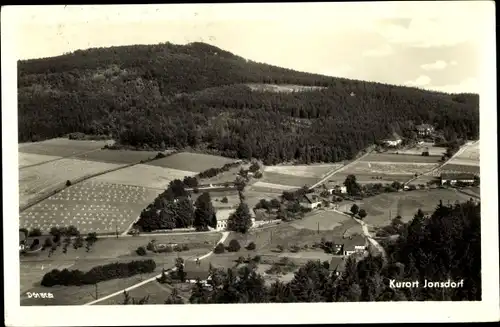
(415, 124), (435, 137)
(341, 235), (367, 257)
(440, 173), (476, 186)
(329, 257), (347, 277)
(182, 260), (212, 287)
(382, 132), (402, 147)
(299, 194), (322, 209)
(328, 185), (347, 194)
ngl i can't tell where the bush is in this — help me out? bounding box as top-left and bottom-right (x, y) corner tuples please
(246, 242), (256, 251)
(28, 228), (42, 237)
(252, 255), (262, 263)
(173, 245), (182, 252)
(65, 180), (72, 187)
(181, 244), (190, 251)
(290, 245), (300, 253)
(136, 246), (147, 256)
(214, 243), (225, 254)
(146, 240), (156, 251)
(228, 239), (241, 252)
(276, 245), (284, 253)
(221, 196), (229, 203)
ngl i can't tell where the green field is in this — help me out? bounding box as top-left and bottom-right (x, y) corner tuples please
(347, 189), (472, 227)
(19, 138), (111, 157)
(261, 171), (318, 187)
(430, 163), (480, 176)
(147, 152), (236, 172)
(74, 149), (160, 164)
(20, 181), (161, 234)
(360, 153), (441, 163)
(19, 153), (62, 168)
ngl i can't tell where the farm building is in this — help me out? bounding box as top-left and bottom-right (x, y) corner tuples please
(440, 173), (476, 186)
(328, 185), (347, 194)
(182, 260), (212, 286)
(382, 132), (402, 147)
(341, 235), (367, 256)
(329, 257), (347, 276)
(299, 194), (322, 209)
(415, 124), (435, 136)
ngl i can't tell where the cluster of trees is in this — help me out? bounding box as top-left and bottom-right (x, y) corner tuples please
(18, 42), (479, 164)
(20, 226), (98, 255)
(134, 179), (217, 232)
(41, 259), (156, 287)
(186, 199), (480, 302)
(197, 161), (241, 179)
(227, 203), (253, 234)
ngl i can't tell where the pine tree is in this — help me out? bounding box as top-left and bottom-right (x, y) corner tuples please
(227, 202), (252, 233)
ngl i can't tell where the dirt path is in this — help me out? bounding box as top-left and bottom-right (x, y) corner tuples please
(83, 231), (229, 305)
(404, 140), (480, 186)
(309, 150), (374, 190)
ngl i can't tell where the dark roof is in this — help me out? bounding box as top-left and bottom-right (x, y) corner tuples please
(342, 235), (367, 251)
(301, 194), (320, 203)
(329, 257), (347, 273)
(441, 173), (476, 180)
(183, 260), (212, 280)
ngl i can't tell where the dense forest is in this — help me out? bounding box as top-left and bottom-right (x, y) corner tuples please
(18, 42), (480, 164)
(184, 199), (480, 303)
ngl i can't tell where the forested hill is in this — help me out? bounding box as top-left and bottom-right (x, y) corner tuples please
(18, 41), (479, 164)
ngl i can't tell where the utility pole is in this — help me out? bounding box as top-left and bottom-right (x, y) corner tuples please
(116, 223), (119, 239)
(317, 222), (320, 234)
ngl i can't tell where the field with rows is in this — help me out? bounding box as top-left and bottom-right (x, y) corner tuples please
(18, 138), (111, 157)
(360, 153), (441, 163)
(19, 159), (124, 209)
(74, 149), (161, 164)
(147, 152), (236, 172)
(429, 163), (480, 176)
(91, 164), (197, 189)
(19, 181), (161, 234)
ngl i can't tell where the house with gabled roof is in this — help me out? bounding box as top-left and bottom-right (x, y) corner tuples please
(299, 194), (322, 209)
(382, 132), (402, 147)
(415, 124), (435, 136)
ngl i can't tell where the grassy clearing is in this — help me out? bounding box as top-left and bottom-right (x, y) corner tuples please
(263, 164), (342, 178)
(455, 141), (480, 162)
(327, 172), (413, 185)
(19, 159), (124, 209)
(291, 210), (351, 231)
(243, 189), (283, 210)
(246, 83), (327, 93)
(387, 143), (446, 157)
(20, 181), (161, 234)
(18, 153), (62, 168)
(261, 171), (318, 187)
(429, 164), (480, 176)
(360, 153), (441, 163)
(147, 152), (236, 172)
(75, 149), (161, 164)
(91, 164), (197, 189)
(18, 138), (110, 157)
(251, 181), (300, 191)
(341, 161), (438, 176)
(347, 189), (472, 227)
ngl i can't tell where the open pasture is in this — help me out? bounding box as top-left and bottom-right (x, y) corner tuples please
(147, 152), (236, 172)
(19, 159), (124, 209)
(18, 138), (111, 157)
(360, 153), (441, 163)
(387, 143), (446, 157)
(348, 189), (472, 227)
(91, 164), (197, 189)
(343, 161), (438, 176)
(246, 83), (327, 93)
(263, 163), (342, 178)
(261, 171), (319, 187)
(74, 149), (161, 164)
(19, 152), (62, 168)
(429, 164), (480, 177)
(455, 141), (480, 161)
(19, 181), (161, 234)
(291, 210), (351, 232)
(251, 181), (301, 191)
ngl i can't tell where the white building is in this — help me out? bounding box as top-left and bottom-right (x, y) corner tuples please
(328, 185), (347, 194)
(299, 194), (322, 209)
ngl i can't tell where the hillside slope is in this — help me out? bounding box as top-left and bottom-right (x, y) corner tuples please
(18, 42), (479, 164)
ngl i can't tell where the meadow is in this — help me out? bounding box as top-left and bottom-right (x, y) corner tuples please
(19, 159), (124, 209)
(260, 171), (319, 187)
(429, 164), (480, 177)
(347, 189), (472, 227)
(19, 181), (161, 234)
(387, 143), (446, 157)
(263, 163), (342, 178)
(291, 209), (351, 232)
(74, 149), (161, 164)
(18, 153), (62, 168)
(246, 83), (327, 93)
(147, 152), (236, 172)
(251, 181), (300, 191)
(91, 164), (197, 189)
(18, 138), (111, 157)
(360, 153), (441, 163)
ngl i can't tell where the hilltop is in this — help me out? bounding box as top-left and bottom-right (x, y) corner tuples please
(18, 42), (479, 164)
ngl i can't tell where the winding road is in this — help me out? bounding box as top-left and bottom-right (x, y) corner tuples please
(83, 231), (230, 305)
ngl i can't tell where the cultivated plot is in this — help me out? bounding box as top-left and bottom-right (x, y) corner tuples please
(19, 159), (124, 209)
(260, 171), (319, 187)
(251, 181), (301, 191)
(147, 152), (236, 172)
(74, 149), (160, 164)
(18, 138), (110, 157)
(92, 164), (197, 189)
(429, 164), (480, 176)
(360, 153), (441, 163)
(263, 164), (342, 178)
(19, 181), (161, 234)
(18, 152), (62, 168)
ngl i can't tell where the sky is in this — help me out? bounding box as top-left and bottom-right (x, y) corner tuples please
(9, 2), (495, 94)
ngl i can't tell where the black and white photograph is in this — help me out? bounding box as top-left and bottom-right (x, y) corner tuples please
(2, 2), (498, 325)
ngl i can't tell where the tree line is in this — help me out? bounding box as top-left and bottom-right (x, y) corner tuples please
(18, 42), (479, 164)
